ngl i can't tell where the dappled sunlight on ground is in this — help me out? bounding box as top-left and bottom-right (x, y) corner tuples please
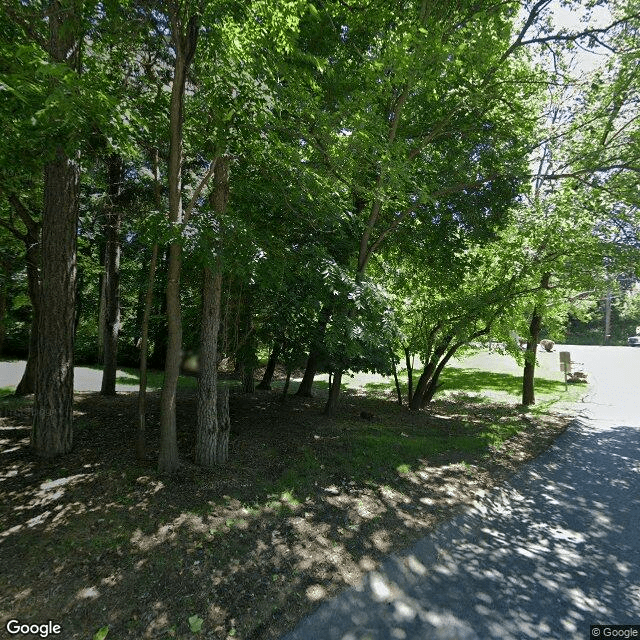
(0, 352), (587, 640)
(281, 417), (640, 640)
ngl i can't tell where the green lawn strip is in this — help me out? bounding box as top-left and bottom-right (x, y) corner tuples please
(80, 363), (198, 390)
(115, 366), (198, 390)
(268, 412), (532, 503)
(365, 366), (568, 404)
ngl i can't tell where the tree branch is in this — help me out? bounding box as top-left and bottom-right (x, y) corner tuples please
(183, 158), (218, 225)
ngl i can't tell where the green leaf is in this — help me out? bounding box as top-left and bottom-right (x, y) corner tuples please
(93, 627), (109, 640)
(188, 615), (204, 633)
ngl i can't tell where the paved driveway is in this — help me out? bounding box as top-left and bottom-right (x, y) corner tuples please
(281, 345), (640, 640)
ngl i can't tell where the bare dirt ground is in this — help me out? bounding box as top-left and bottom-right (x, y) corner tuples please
(0, 366), (579, 640)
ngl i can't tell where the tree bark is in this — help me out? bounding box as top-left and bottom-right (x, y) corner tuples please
(296, 306), (331, 397)
(137, 243), (158, 460)
(100, 154), (122, 396)
(409, 339), (451, 410)
(15, 317), (38, 396)
(196, 156), (227, 467)
(5, 195), (40, 395)
(216, 386), (230, 464)
(404, 346), (413, 405)
(281, 367), (292, 399)
(522, 273), (550, 407)
(16, 244), (39, 395)
(242, 364), (255, 393)
(158, 7), (199, 473)
(31, 1), (82, 457)
(296, 348), (320, 397)
(391, 351), (402, 406)
(257, 340), (281, 390)
(196, 265), (223, 466)
(324, 369), (343, 416)
(237, 289), (256, 394)
(32, 146), (79, 457)
(137, 149), (162, 460)
(149, 255), (168, 369)
(409, 360), (437, 410)
(422, 345), (459, 405)
(522, 306), (542, 406)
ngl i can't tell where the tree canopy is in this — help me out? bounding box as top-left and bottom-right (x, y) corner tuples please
(1, 0), (639, 463)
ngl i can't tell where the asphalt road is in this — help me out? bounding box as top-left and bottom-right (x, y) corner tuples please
(280, 345), (640, 640)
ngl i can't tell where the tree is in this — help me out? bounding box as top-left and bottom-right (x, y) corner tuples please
(100, 154), (123, 395)
(28, 1), (83, 457)
(157, 1), (200, 473)
(195, 156), (226, 467)
(0, 193), (41, 395)
(281, 0), (540, 413)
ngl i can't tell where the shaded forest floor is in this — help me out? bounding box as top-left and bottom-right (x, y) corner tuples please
(0, 371), (580, 640)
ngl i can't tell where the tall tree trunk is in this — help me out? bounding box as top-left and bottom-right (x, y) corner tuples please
(158, 8), (199, 473)
(158, 209), (183, 471)
(522, 306), (542, 406)
(137, 243), (158, 460)
(296, 306), (331, 397)
(33, 146), (79, 457)
(409, 360), (437, 410)
(257, 340), (281, 390)
(297, 347), (320, 397)
(32, 0), (82, 456)
(196, 265), (223, 466)
(196, 156), (227, 467)
(242, 361), (255, 393)
(97, 271), (106, 362)
(149, 254), (168, 368)
(7, 195), (41, 396)
(216, 386), (230, 464)
(101, 154), (122, 395)
(237, 288), (256, 394)
(137, 149), (162, 460)
(522, 273), (549, 407)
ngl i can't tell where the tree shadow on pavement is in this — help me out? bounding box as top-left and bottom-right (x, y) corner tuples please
(281, 419), (640, 640)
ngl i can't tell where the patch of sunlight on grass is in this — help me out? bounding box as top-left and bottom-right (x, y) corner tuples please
(279, 490), (301, 507)
(117, 367), (197, 390)
(363, 365), (575, 407)
(267, 412), (542, 496)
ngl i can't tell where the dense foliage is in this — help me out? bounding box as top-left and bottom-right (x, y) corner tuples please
(1, 0), (639, 463)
